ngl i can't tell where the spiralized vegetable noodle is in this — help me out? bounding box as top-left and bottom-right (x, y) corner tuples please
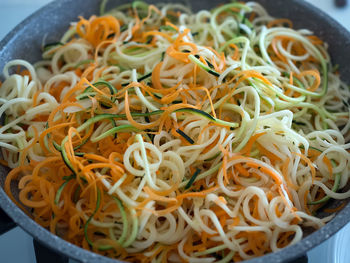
(1, 1), (350, 262)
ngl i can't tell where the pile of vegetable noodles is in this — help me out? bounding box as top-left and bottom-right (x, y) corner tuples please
(1, 0), (350, 261)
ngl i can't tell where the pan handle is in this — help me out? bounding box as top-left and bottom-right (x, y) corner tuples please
(33, 239), (69, 263)
(0, 208), (16, 235)
(287, 254), (308, 263)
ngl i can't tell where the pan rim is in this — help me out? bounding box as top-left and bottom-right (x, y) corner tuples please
(0, 0), (349, 262)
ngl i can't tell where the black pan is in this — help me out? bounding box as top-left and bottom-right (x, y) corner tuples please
(0, 0), (349, 262)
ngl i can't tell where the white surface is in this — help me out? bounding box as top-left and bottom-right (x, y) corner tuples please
(333, 222), (350, 263)
(307, 0), (350, 29)
(0, 227), (36, 263)
(0, 0), (53, 40)
(0, 0), (349, 263)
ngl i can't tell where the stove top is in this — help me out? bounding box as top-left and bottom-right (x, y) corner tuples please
(0, 0), (349, 262)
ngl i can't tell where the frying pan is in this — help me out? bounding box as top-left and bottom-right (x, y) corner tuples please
(0, 0), (349, 262)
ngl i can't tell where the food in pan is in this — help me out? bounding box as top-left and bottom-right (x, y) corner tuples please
(1, 1), (349, 262)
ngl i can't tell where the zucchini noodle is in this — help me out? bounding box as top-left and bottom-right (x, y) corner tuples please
(1, 1), (350, 262)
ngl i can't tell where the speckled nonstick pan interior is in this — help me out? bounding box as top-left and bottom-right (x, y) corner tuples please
(0, 0), (349, 262)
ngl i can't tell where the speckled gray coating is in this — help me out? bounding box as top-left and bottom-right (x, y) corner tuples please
(0, 0), (349, 262)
